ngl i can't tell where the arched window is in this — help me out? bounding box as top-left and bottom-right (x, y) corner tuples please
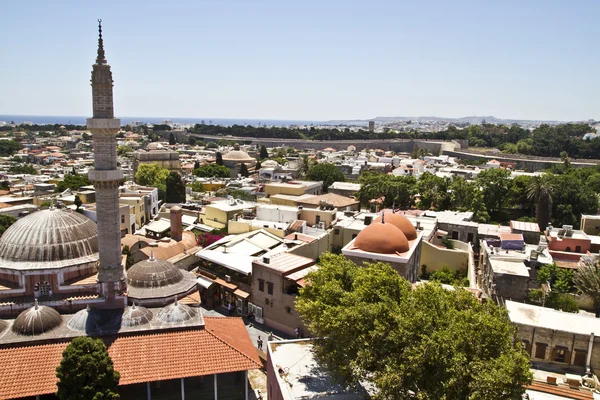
(39, 281), (50, 296)
(565, 246), (571, 252)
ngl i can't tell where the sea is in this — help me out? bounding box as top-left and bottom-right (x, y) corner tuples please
(0, 115), (327, 127)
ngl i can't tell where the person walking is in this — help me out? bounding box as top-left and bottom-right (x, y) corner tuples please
(228, 302), (233, 316)
(257, 336), (263, 351)
(295, 327), (300, 339)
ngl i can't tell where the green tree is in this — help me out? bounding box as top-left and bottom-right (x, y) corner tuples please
(449, 177), (489, 223)
(416, 172), (449, 210)
(305, 163), (345, 192)
(0, 140), (22, 156)
(239, 162), (249, 177)
(186, 135), (197, 146)
(296, 254), (532, 399)
(8, 164), (37, 175)
(168, 132), (176, 145)
(194, 164), (230, 178)
(134, 164), (170, 201)
(255, 159), (262, 170)
(116, 145), (132, 156)
(297, 154), (313, 177)
(56, 336), (120, 400)
(259, 145), (269, 160)
(215, 152), (224, 166)
(0, 215), (16, 237)
(191, 181), (205, 192)
(573, 261), (600, 317)
(56, 174), (90, 193)
(526, 175), (554, 230)
(475, 168), (512, 215)
(121, 245), (135, 270)
(165, 171), (186, 203)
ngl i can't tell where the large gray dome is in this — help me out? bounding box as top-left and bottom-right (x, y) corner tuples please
(126, 257), (197, 300)
(13, 301), (62, 335)
(0, 209), (99, 270)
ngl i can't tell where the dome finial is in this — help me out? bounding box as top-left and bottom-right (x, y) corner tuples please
(96, 19), (106, 65)
(381, 210), (385, 224)
(131, 302), (136, 310)
(34, 298), (39, 310)
(174, 295), (178, 306)
(149, 249), (155, 261)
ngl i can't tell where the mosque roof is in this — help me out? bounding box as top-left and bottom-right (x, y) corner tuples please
(0, 317), (261, 399)
(222, 146), (255, 162)
(126, 257), (197, 300)
(12, 301), (62, 336)
(0, 209), (99, 271)
(374, 213), (417, 240)
(353, 221), (410, 254)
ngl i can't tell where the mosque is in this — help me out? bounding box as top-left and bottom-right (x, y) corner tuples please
(0, 21), (260, 400)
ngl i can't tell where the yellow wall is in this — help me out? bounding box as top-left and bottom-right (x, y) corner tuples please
(581, 216), (600, 236)
(299, 209), (336, 227)
(120, 197), (146, 226)
(203, 182), (225, 191)
(265, 184), (305, 196)
(420, 240), (469, 273)
(269, 196), (297, 207)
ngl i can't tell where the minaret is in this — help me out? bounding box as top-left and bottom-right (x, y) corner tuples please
(87, 20), (126, 307)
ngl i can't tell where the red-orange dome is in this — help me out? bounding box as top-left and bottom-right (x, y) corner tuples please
(354, 221), (409, 254)
(374, 214), (417, 240)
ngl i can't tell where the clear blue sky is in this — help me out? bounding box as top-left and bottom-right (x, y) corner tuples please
(1, 0), (599, 121)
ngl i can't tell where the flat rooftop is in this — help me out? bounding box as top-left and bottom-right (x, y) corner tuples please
(507, 301), (600, 336)
(268, 339), (365, 400)
(489, 259), (529, 277)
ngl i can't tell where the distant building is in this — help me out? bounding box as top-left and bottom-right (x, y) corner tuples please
(368, 120), (375, 132)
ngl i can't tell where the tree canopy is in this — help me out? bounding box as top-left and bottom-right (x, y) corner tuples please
(259, 145), (269, 159)
(215, 152), (224, 165)
(56, 174), (90, 193)
(296, 253), (532, 399)
(194, 163), (230, 178)
(305, 163), (345, 192)
(0, 215), (16, 237)
(134, 163), (170, 201)
(8, 163), (37, 175)
(56, 336), (120, 400)
(165, 171), (186, 203)
(0, 140), (22, 156)
(574, 261), (600, 317)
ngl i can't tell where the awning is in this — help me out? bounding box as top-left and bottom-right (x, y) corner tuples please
(197, 276), (214, 289)
(234, 289), (250, 299)
(215, 278), (238, 291)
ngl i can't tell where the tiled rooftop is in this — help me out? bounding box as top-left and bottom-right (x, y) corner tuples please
(0, 317), (260, 399)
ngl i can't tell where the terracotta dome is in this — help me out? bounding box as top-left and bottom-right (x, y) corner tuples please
(374, 213), (417, 240)
(354, 221), (409, 254)
(0, 209), (99, 271)
(13, 301), (62, 335)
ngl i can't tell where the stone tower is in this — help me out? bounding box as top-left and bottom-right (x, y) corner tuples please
(87, 20), (126, 306)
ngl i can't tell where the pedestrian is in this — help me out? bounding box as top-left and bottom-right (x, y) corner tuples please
(268, 331), (274, 341)
(257, 335), (263, 351)
(228, 302), (233, 316)
(295, 327), (300, 339)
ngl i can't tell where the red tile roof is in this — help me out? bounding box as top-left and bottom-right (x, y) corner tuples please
(0, 317), (260, 399)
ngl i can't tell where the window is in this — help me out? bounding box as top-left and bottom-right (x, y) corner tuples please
(467, 232), (474, 243)
(452, 231), (459, 240)
(553, 346), (568, 363)
(534, 342), (547, 359)
(316, 215), (321, 224)
(352, 234), (357, 239)
(121, 215), (125, 224)
(39, 281), (50, 296)
(334, 228), (340, 235)
(258, 279), (264, 292)
(576, 246), (581, 253)
(566, 246), (571, 252)
(265, 298), (269, 305)
(267, 282), (273, 295)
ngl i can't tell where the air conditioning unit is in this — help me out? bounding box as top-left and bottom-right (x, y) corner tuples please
(225, 275), (231, 283)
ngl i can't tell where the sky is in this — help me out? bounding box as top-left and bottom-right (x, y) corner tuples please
(1, 0), (599, 122)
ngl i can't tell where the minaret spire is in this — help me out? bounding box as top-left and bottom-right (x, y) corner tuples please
(96, 19), (106, 65)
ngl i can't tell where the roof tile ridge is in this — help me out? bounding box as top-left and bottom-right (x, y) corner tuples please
(204, 318), (261, 367)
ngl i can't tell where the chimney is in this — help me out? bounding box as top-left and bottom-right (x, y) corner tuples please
(170, 206), (183, 241)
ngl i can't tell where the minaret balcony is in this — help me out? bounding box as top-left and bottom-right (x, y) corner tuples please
(86, 118), (121, 132)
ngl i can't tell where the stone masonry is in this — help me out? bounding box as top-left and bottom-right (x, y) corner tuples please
(86, 20), (126, 305)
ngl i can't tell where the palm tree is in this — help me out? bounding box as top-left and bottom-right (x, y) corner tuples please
(526, 175), (554, 230)
(573, 261), (600, 317)
(298, 154), (313, 177)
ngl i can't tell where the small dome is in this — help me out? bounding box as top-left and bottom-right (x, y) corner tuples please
(121, 304), (153, 328)
(127, 258), (185, 288)
(374, 214), (417, 240)
(0, 209), (99, 270)
(261, 160), (279, 167)
(67, 307), (123, 333)
(13, 301), (62, 335)
(222, 146), (255, 162)
(354, 221), (409, 254)
(146, 142), (164, 150)
(157, 300), (197, 324)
